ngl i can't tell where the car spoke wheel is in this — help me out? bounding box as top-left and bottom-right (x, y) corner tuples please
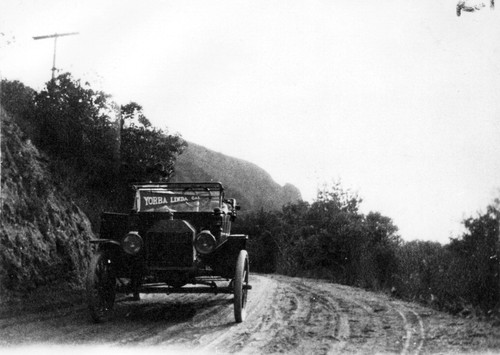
(86, 251), (116, 323)
(234, 249), (249, 323)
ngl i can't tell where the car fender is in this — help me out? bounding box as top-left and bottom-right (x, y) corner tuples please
(90, 238), (121, 246)
(89, 239), (122, 256)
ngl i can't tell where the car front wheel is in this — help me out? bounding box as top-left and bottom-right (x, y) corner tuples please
(86, 250), (116, 323)
(233, 249), (249, 323)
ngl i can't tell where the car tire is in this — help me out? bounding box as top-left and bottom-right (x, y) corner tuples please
(233, 249), (249, 323)
(86, 250), (116, 323)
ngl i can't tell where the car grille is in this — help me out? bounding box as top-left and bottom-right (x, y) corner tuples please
(145, 220), (195, 268)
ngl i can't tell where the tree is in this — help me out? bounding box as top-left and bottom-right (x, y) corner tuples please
(361, 212), (401, 289)
(119, 102), (186, 182)
(0, 79), (36, 118)
(448, 203), (500, 311)
(34, 73), (117, 168)
(305, 183), (365, 283)
(31, 73), (187, 186)
(235, 209), (283, 273)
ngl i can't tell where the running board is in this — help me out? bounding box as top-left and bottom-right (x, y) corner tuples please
(137, 284), (252, 295)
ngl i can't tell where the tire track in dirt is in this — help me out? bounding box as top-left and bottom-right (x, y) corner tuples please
(206, 275), (349, 354)
(198, 274), (281, 353)
(288, 278), (427, 355)
(292, 282), (350, 354)
(394, 306), (425, 355)
(259, 282), (309, 353)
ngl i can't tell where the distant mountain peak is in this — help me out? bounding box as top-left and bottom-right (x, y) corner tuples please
(171, 141), (302, 212)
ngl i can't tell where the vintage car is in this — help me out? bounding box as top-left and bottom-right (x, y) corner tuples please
(86, 182), (250, 323)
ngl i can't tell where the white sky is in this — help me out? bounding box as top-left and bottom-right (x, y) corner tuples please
(1, 0), (500, 243)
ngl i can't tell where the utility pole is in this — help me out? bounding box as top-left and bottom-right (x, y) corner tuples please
(33, 32), (79, 80)
(0, 74), (3, 209)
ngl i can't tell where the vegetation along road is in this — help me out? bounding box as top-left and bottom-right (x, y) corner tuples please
(1, 274), (499, 354)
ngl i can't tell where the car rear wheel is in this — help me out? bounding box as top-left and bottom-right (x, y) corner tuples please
(233, 249), (249, 323)
(86, 250), (116, 323)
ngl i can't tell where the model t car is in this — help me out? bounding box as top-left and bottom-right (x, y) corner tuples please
(86, 182), (250, 323)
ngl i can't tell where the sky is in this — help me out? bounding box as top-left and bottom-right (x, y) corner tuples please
(1, 0), (500, 243)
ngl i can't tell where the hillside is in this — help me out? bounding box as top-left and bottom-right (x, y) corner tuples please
(171, 142), (302, 212)
(0, 106), (94, 298)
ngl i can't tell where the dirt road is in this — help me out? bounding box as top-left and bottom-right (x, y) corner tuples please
(1, 274), (499, 354)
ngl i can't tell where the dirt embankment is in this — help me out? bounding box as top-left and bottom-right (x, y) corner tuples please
(1, 274), (500, 354)
(0, 107), (94, 298)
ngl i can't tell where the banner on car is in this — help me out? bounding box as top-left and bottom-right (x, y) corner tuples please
(137, 190), (200, 212)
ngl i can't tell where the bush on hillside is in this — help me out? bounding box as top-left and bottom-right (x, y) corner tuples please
(388, 203), (500, 316)
(0, 79), (37, 139)
(236, 182), (401, 289)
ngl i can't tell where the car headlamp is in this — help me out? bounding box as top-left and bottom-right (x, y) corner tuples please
(121, 231), (143, 255)
(194, 231), (217, 255)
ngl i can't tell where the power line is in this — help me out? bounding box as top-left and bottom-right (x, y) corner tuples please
(33, 32), (79, 80)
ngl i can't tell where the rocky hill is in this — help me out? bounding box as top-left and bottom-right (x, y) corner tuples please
(0, 106), (94, 298)
(171, 142), (302, 212)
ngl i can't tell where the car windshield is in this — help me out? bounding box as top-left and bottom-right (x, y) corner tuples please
(133, 184), (222, 212)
